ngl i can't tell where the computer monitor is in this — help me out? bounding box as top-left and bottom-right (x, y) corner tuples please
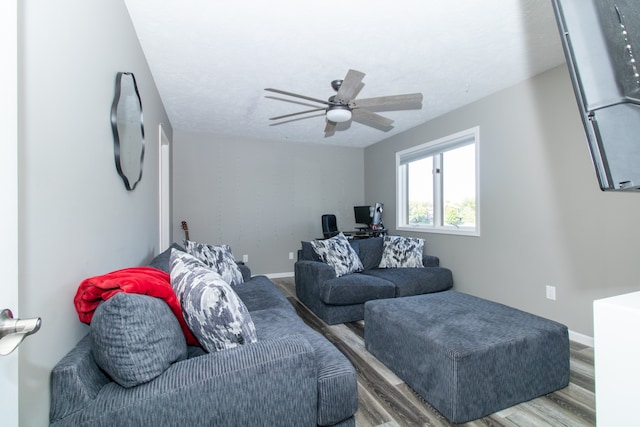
(354, 206), (372, 228)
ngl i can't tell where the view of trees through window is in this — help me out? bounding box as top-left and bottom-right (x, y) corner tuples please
(407, 143), (476, 228)
(408, 157), (433, 224)
(442, 143), (476, 228)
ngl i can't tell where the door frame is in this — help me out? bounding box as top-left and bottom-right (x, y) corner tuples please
(0, 0), (21, 424)
(159, 124), (171, 251)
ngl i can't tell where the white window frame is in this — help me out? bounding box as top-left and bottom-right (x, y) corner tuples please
(396, 126), (480, 236)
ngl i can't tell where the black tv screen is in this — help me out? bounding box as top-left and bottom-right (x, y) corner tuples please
(552, 0), (640, 191)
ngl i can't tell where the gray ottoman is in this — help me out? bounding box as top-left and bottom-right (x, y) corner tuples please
(364, 290), (570, 423)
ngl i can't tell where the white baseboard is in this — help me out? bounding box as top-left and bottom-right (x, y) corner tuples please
(569, 330), (594, 347)
(264, 272), (294, 279)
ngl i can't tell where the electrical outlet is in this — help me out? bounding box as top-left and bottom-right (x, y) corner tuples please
(288, 252), (294, 260)
(242, 254), (248, 263)
(546, 285), (556, 300)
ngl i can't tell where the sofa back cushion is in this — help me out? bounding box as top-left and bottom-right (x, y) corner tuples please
(352, 237), (384, 270)
(148, 242), (186, 273)
(300, 241), (322, 261)
(91, 292), (188, 388)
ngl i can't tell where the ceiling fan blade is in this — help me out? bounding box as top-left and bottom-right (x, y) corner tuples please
(335, 69), (366, 103)
(351, 93), (423, 109)
(269, 112), (326, 126)
(265, 95), (322, 109)
(324, 120), (336, 136)
(264, 88), (331, 106)
(352, 109), (394, 127)
(269, 107), (326, 121)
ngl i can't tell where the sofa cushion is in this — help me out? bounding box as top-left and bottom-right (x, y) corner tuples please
(250, 307), (358, 425)
(300, 241), (322, 262)
(148, 243), (186, 273)
(311, 233), (363, 277)
(170, 250), (257, 352)
(320, 273), (396, 305)
(379, 235), (425, 268)
(352, 236), (384, 270)
(362, 267), (454, 297)
(90, 292), (188, 388)
(183, 239), (244, 286)
(234, 275), (293, 312)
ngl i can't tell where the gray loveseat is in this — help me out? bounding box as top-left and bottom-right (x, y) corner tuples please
(295, 236), (453, 325)
(50, 245), (358, 426)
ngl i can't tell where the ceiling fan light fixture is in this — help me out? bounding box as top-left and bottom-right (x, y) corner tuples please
(326, 106), (352, 123)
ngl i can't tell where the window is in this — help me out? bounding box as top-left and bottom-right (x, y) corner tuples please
(396, 127), (479, 236)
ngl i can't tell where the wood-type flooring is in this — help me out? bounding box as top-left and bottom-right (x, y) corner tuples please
(271, 277), (595, 427)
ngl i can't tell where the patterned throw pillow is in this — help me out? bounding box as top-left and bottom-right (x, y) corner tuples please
(378, 235), (425, 268)
(183, 240), (244, 286)
(170, 250), (257, 352)
(310, 232), (364, 277)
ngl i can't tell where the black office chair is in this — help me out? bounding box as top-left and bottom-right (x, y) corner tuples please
(321, 214), (339, 238)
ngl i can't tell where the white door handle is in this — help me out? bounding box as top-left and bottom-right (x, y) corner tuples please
(0, 309), (41, 356)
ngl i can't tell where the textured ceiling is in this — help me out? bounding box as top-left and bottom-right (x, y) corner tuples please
(124, 0), (566, 148)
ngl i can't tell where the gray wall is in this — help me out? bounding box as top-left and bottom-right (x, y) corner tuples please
(19, 1), (171, 425)
(172, 131), (364, 275)
(365, 65), (640, 337)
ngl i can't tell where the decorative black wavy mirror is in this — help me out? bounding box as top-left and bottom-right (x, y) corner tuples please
(111, 72), (145, 191)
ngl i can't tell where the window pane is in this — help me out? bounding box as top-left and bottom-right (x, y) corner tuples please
(442, 144), (475, 228)
(407, 156), (433, 225)
(396, 126), (479, 236)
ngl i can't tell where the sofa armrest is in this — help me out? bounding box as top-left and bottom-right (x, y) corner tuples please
(50, 334), (110, 423)
(51, 334), (318, 426)
(295, 260), (337, 303)
(236, 262), (252, 281)
(422, 254), (440, 267)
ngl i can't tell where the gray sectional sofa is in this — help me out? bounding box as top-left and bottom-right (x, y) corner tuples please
(295, 236), (453, 325)
(50, 245), (358, 426)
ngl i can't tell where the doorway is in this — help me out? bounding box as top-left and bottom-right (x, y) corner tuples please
(159, 124), (171, 251)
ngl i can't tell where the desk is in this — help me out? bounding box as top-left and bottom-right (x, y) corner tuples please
(343, 228), (387, 239)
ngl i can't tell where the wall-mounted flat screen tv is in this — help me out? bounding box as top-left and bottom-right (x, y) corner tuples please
(552, 0), (640, 191)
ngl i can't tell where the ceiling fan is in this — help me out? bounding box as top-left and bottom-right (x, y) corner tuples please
(265, 69), (423, 136)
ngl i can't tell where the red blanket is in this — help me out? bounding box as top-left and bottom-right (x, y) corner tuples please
(74, 266), (199, 346)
